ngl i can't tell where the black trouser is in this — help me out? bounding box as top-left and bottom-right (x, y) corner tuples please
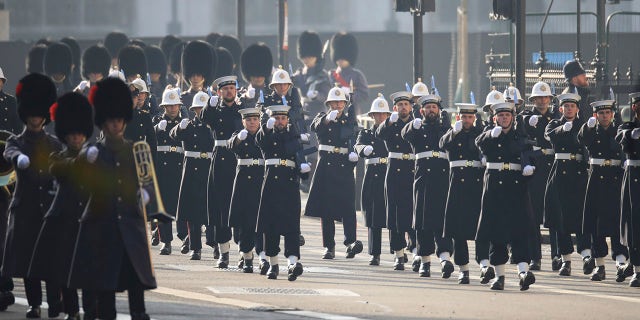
(528, 224), (543, 261)
(556, 231), (592, 256)
(454, 239), (490, 266)
(488, 237), (530, 266)
(62, 287), (79, 315)
(630, 247), (640, 266)
(389, 230), (408, 252)
(416, 228), (453, 257)
(407, 230), (417, 252)
(264, 232), (300, 259)
(255, 233), (264, 254)
(593, 235), (628, 260)
(24, 278), (60, 308)
(214, 225), (233, 244)
(234, 226), (256, 254)
(81, 290), (97, 320)
(549, 227), (559, 259)
(321, 216), (356, 249)
(188, 222), (204, 250)
(95, 288), (144, 320)
(368, 228), (382, 255)
(475, 240), (490, 264)
(158, 220), (188, 244)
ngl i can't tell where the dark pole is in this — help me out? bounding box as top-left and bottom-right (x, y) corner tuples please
(575, 0), (581, 61)
(591, 0), (606, 96)
(514, 0), (526, 96)
(168, 0), (181, 34)
(237, 0), (246, 47)
(277, 0), (288, 67)
(413, 12), (423, 82)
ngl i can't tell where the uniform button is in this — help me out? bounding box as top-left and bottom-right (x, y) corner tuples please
(221, 157), (225, 160)
(423, 134), (427, 137)
(244, 143), (248, 146)
(498, 144), (501, 147)
(328, 139), (332, 143)
(497, 156), (502, 160)
(220, 132), (224, 135)
(341, 164), (344, 167)
(327, 162), (331, 165)
(374, 174), (378, 177)
(600, 176), (604, 179)
(274, 153), (278, 157)
(39, 186), (42, 190)
(562, 171), (566, 174)
(118, 215), (122, 220)
(427, 168), (431, 172)
(499, 181), (503, 184)
(117, 197), (122, 202)
(78, 203), (83, 207)
(515, 180), (519, 184)
(396, 145), (399, 148)
(194, 145), (197, 148)
(290, 177), (293, 181)
(247, 176), (251, 179)
(40, 203), (44, 207)
(139, 124), (143, 127)
(116, 162), (120, 167)
(195, 167), (198, 171)
(118, 179), (122, 184)
(461, 178), (465, 182)
(329, 128), (332, 131)
(598, 152), (602, 155)
(273, 142), (277, 145)
(459, 155), (463, 159)
(274, 176), (278, 179)
(163, 162), (167, 165)
(395, 133), (399, 137)
(397, 168), (400, 172)
(219, 119), (223, 122)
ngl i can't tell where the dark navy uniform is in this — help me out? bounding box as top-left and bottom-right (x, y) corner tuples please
(124, 108), (158, 157)
(259, 89), (307, 136)
(0, 91), (22, 134)
(292, 65), (331, 118)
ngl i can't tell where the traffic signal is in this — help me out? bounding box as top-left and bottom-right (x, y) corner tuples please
(492, 0), (515, 20)
(394, 0), (435, 14)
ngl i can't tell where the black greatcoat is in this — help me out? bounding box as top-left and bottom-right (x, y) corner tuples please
(153, 115), (183, 216)
(0, 91), (23, 134)
(440, 125), (484, 240)
(1, 129), (62, 278)
(354, 126), (388, 228)
(170, 116), (213, 225)
(578, 122), (623, 237)
(68, 139), (156, 291)
(376, 117), (414, 232)
(124, 108), (158, 161)
(616, 120), (640, 250)
(28, 148), (89, 286)
(544, 117), (588, 233)
(228, 130), (264, 231)
(305, 111), (358, 221)
(401, 118), (450, 231)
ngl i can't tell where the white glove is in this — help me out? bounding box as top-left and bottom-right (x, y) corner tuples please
(300, 133), (310, 143)
(363, 145), (373, 156)
(491, 126), (502, 138)
(140, 189), (150, 206)
(157, 120), (167, 131)
(528, 115), (539, 128)
(179, 118), (190, 130)
(340, 87), (351, 96)
(389, 112), (399, 123)
(306, 90), (318, 100)
(348, 152), (359, 162)
(412, 118), (422, 129)
(300, 162), (311, 173)
(238, 129), (248, 141)
(587, 117), (597, 128)
(266, 117), (276, 129)
(326, 110), (339, 122)
(209, 95), (219, 107)
(562, 121), (573, 132)
(245, 86), (256, 99)
(522, 165), (535, 176)
(453, 120), (463, 134)
(75, 80), (89, 92)
(86, 146), (99, 164)
(632, 128), (640, 140)
(16, 154), (30, 169)
(481, 156), (487, 167)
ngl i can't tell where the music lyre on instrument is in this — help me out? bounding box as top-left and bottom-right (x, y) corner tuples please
(132, 141), (175, 224)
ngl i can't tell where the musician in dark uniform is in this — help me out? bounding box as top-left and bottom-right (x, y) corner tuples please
(544, 93), (593, 277)
(28, 92), (95, 320)
(228, 107), (264, 273)
(305, 86), (362, 259)
(144, 45), (168, 103)
(2, 73), (63, 318)
(293, 30), (331, 120)
(376, 91), (415, 270)
(75, 45), (111, 97)
(440, 103), (491, 285)
(170, 90), (213, 261)
(521, 81), (562, 271)
(180, 40), (216, 110)
(579, 99), (629, 282)
(0, 68), (22, 134)
(328, 32), (369, 115)
(616, 92), (640, 287)
(239, 43), (273, 109)
(69, 77), (155, 320)
(153, 88), (186, 255)
(355, 94), (390, 266)
(44, 42), (74, 96)
(401, 93), (454, 278)
(475, 101), (536, 291)
(256, 105), (309, 281)
(562, 59), (594, 122)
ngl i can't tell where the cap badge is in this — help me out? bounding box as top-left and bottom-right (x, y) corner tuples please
(169, 93), (177, 100)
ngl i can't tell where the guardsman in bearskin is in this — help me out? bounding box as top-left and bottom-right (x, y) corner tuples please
(305, 86), (362, 259)
(544, 93), (593, 277)
(401, 93), (454, 278)
(74, 45), (111, 96)
(475, 101), (536, 291)
(68, 77), (155, 320)
(26, 44), (47, 74)
(167, 41), (185, 90)
(440, 103), (492, 285)
(0, 67), (22, 134)
(181, 41), (217, 111)
(328, 32), (369, 115)
(2, 73), (63, 318)
(153, 88), (187, 256)
(28, 92), (95, 320)
(144, 45), (168, 103)
(579, 99), (630, 282)
(44, 42), (74, 96)
(354, 94), (390, 266)
(562, 59), (595, 121)
(256, 105), (309, 281)
(616, 92), (640, 287)
(104, 31), (129, 69)
(119, 45), (160, 117)
(202, 76), (243, 268)
(239, 43), (273, 108)
(228, 107), (264, 273)
(521, 81), (562, 271)
(376, 91), (415, 270)
(215, 35), (244, 87)
(60, 37), (82, 86)
(170, 90), (213, 261)
(213, 47), (234, 81)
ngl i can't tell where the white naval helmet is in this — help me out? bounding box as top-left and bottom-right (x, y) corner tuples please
(0, 67), (5, 83)
(159, 87), (183, 106)
(191, 91), (210, 109)
(411, 78), (429, 97)
(269, 66), (292, 89)
(503, 83), (523, 104)
(130, 78), (149, 94)
(483, 88), (505, 112)
(529, 81), (553, 102)
(325, 86), (349, 107)
(368, 93), (391, 114)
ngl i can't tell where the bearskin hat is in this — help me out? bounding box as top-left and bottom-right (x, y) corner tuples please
(104, 31), (129, 59)
(563, 59), (586, 81)
(44, 42), (73, 77)
(129, 39), (147, 48)
(330, 32), (358, 66)
(182, 40), (216, 84)
(160, 35), (182, 60)
(60, 37), (81, 79)
(214, 47), (234, 79)
(82, 45), (111, 80)
(26, 44), (48, 74)
(88, 77), (133, 127)
(35, 38), (52, 47)
(16, 73), (57, 124)
(144, 45), (167, 76)
(118, 45), (148, 80)
(298, 30), (322, 60)
(51, 92), (94, 140)
(240, 42), (273, 82)
(205, 33), (222, 47)
(215, 35), (242, 66)
(169, 41), (185, 75)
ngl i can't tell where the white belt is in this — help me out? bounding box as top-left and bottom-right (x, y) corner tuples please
(265, 158), (296, 168)
(184, 151), (213, 159)
(318, 144), (349, 154)
(450, 160), (483, 168)
(157, 145), (184, 153)
(365, 157), (388, 165)
(388, 152), (416, 160)
(415, 150), (449, 160)
(624, 160), (640, 168)
(214, 140), (228, 147)
(555, 153), (583, 161)
(486, 162), (522, 171)
(237, 158), (265, 166)
(589, 158), (621, 166)
(532, 146), (555, 155)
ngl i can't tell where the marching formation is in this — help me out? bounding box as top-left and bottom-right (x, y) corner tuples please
(0, 30), (639, 320)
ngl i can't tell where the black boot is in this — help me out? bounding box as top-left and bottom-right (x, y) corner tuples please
(590, 265), (606, 281)
(630, 273), (640, 287)
(490, 276), (504, 290)
(441, 260), (454, 279)
(217, 252), (229, 269)
(480, 266), (495, 284)
(419, 262), (430, 277)
(322, 247), (335, 259)
(369, 255), (380, 266)
(458, 270), (470, 284)
(159, 242), (171, 255)
(267, 264), (279, 279)
(243, 259), (254, 273)
(287, 262), (303, 281)
(299, 234), (306, 247)
(411, 257), (421, 272)
(259, 259), (270, 275)
(345, 240), (363, 259)
(180, 236), (190, 254)
(519, 271), (536, 291)
(64, 313), (81, 320)
(212, 244), (220, 260)
(558, 261), (571, 276)
(616, 263), (634, 283)
(130, 312), (151, 320)
(393, 257), (405, 271)
(551, 256), (562, 271)
(190, 249), (201, 260)
(0, 291), (15, 311)
(151, 228), (159, 246)
(48, 300), (63, 318)
(26, 306), (41, 318)
(583, 256), (595, 275)
(529, 259), (541, 271)
(237, 256), (244, 269)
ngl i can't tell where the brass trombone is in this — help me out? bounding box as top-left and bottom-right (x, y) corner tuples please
(133, 141), (175, 223)
(0, 130), (16, 187)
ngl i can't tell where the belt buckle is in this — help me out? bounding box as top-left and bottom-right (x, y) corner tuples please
(280, 159), (287, 166)
(333, 147), (341, 153)
(170, 146), (177, 152)
(252, 159), (260, 165)
(380, 157), (388, 164)
(200, 152), (208, 159)
(465, 160), (473, 167)
(402, 153), (410, 160)
(432, 151), (440, 158)
(604, 159), (611, 166)
(570, 154), (576, 160)
(502, 163), (510, 170)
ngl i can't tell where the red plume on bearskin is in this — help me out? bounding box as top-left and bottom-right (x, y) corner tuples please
(88, 84), (99, 106)
(49, 102), (59, 122)
(15, 82), (23, 97)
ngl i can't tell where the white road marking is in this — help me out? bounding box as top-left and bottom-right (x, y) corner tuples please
(279, 310), (365, 320)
